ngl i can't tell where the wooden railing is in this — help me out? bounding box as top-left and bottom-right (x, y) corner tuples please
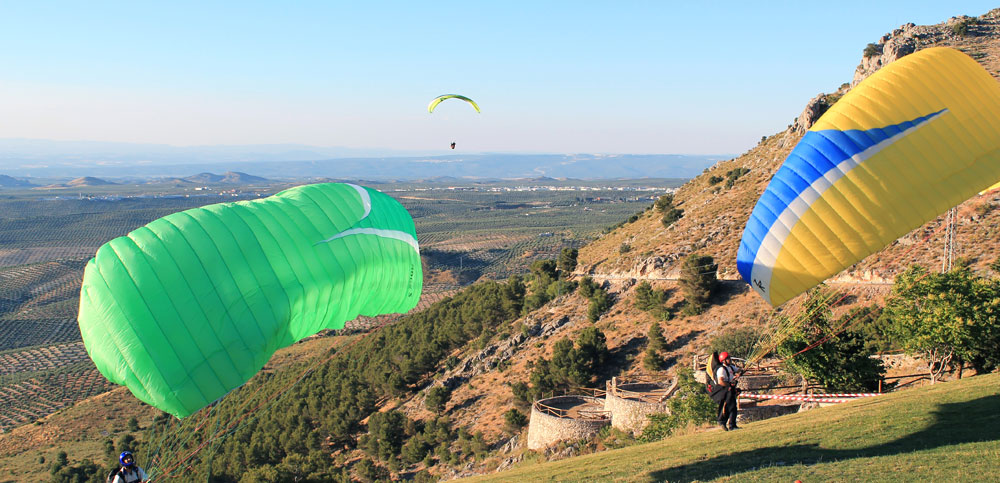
(607, 376), (678, 403)
(533, 396), (611, 421)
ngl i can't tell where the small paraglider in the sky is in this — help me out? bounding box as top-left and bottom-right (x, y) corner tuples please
(427, 94), (480, 113)
(428, 95), (478, 151)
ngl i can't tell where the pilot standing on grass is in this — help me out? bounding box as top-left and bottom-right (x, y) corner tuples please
(716, 351), (742, 431)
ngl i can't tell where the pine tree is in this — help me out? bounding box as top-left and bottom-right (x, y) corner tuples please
(643, 322), (666, 370)
(679, 254), (717, 315)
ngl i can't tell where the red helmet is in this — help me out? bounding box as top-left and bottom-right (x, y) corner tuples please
(719, 351), (730, 361)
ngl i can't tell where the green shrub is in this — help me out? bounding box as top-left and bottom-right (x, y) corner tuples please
(578, 276), (599, 298)
(558, 247), (579, 274)
(953, 18), (977, 37)
(504, 408), (528, 432)
(529, 328), (610, 398)
(634, 281), (670, 320)
(863, 42), (880, 58)
(425, 386), (452, 413)
(708, 326), (761, 361)
(639, 368), (716, 442)
(724, 167), (750, 188)
(654, 193), (674, 212)
(643, 322), (667, 371)
(707, 175), (723, 185)
(661, 207), (684, 228)
(780, 289), (885, 391)
(679, 254), (717, 315)
(587, 289), (611, 322)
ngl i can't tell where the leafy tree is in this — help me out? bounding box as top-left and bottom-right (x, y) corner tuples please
(353, 458), (387, 483)
(881, 265), (1000, 380)
(708, 326), (761, 361)
(50, 450), (68, 475)
(574, 327), (609, 382)
(578, 276), (599, 298)
(639, 368), (716, 442)
(510, 381), (531, 408)
(587, 288), (612, 322)
(679, 254), (717, 315)
(401, 437), (431, 465)
(724, 167), (750, 188)
(363, 410), (408, 461)
(127, 416), (139, 432)
(546, 279), (578, 299)
(953, 17), (977, 37)
(661, 207), (684, 228)
(502, 275), (526, 315)
(529, 358), (558, 399)
(523, 259), (559, 312)
(635, 281), (670, 320)
(655, 193), (684, 227)
(558, 247), (579, 274)
(503, 408), (528, 433)
(654, 193), (674, 212)
(425, 386), (452, 413)
(529, 328), (610, 398)
(708, 175), (723, 185)
(643, 322), (667, 371)
(49, 458), (103, 483)
(778, 289), (885, 391)
(863, 42), (880, 58)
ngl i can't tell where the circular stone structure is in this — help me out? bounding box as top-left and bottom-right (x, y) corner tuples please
(604, 379), (675, 434)
(526, 395), (610, 450)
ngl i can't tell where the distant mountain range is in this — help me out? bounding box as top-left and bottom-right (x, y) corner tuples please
(177, 171), (269, 184)
(0, 174), (33, 187)
(10, 172), (271, 189)
(0, 139), (727, 181)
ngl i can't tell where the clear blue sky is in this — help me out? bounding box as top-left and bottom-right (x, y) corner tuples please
(0, 1), (995, 155)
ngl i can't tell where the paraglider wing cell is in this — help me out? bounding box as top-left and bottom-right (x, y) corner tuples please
(737, 47), (1000, 306)
(78, 183), (422, 417)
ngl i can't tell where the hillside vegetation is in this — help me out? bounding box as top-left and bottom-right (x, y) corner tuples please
(4, 8), (1000, 483)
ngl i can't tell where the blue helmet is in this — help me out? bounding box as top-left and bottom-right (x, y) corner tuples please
(119, 451), (134, 467)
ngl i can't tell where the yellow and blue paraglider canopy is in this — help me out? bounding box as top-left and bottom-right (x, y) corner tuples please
(428, 94), (480, 113)
(737, 46), (1000, 306)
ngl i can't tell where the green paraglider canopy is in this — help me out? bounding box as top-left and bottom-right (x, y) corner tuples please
(427, 94), (480, 113)
(77, 183), (422, 418)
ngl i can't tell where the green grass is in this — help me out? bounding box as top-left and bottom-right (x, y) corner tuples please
(468, 372), (1000, 482)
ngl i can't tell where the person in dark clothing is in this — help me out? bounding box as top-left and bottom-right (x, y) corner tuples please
(715, 351), (742, 430)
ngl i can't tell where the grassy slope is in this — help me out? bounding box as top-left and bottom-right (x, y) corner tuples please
(467, 372), (1000, 482)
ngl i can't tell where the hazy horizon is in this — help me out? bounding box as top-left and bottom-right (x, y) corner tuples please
(2, 2), (996, 158)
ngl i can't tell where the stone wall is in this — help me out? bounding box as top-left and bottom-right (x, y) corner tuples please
(737, 404), (800, 423)
(738, 373), (780, 391)
(526, 396), (610, 450)
(604, 383), (671, 434)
